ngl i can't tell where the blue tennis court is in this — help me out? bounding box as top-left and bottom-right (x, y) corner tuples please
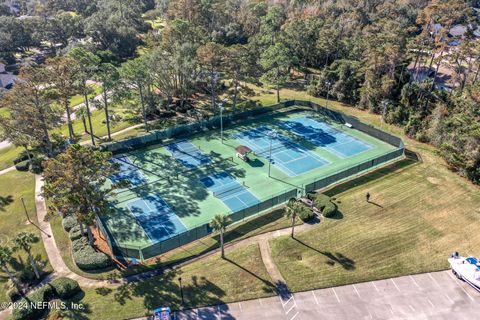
(200, 172), (260, 212)
(165, 140), (210, 168)
(279, 116), (372, 158)
(235, 127), (329, 177)
(127, 194), (187, 242)
(109, 156), (146, 187)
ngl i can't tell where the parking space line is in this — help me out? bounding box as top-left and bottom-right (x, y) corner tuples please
(409, 305), (415, 312)
(446, 271), (474, 301)
(258, 298), (263, 306)
(389, 304), (394, 315)
(445, 294), (454, 304)
(286, 303), (296, 314)
(428, 273), (441, 288)
(371, 281), (380, 292)
(352, 284), (361, 298)
(312, 290), (319, 305)
(427, 298), (434, 308)
(282, 296), (293, 307)
(332, 287), (341, 303)
(391, 279), (401, 292)
(290, 311), (299, 320)
(409, 275), (420, 288)
(238, 302), (242, 312)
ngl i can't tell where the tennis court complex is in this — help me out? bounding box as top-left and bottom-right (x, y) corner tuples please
(100, 104), (403, 260)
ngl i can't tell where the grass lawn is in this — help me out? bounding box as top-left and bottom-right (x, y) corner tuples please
(49, 206), (302, 280)
(0, 145), (23, 171)
(58, 244), (275, 320)
(69, 84), (102, 107)
(269, 143), (480, 292)
(0, 171), (52, 303)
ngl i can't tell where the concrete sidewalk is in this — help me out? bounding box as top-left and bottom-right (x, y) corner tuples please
(175, 270), (480, 320)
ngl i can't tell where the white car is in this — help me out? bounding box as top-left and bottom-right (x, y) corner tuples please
(448, 252), (480, 292)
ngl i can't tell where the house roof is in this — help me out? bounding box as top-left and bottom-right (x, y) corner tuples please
(0, 63), (5, 73)
(449, 25), (468, 37)
(235, 145), (252, 155)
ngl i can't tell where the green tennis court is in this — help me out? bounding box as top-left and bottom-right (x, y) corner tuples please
(101, 107), (402, 259)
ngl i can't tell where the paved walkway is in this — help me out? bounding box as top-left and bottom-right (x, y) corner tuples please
(0, 165), (15, 176)
(175, 270), (480, 320)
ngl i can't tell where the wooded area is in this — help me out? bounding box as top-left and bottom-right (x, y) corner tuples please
(0, 0), (479, 183)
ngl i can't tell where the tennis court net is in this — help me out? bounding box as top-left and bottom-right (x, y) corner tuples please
(254, 142), (295, 158)
(213, 184), (245, 198)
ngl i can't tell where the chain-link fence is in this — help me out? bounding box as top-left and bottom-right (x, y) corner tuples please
(97, 100), (405, 261)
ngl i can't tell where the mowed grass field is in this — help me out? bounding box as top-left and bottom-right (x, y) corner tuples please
(57, 244), (274, 320)
(0, 171), (52, 303)
(269, 143), (480, 292)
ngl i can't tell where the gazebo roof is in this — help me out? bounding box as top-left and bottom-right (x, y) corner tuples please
(235, 145), (252, 155)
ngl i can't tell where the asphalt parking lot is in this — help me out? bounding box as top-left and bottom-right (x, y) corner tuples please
(175, 271), (480, 320)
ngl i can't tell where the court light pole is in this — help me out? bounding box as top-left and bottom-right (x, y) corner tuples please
(219, 101), (225, 144)
(325, 81), (331, 108)
(267, 130), (277, 178)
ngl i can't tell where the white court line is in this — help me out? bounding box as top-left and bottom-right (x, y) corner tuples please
(371, 281), (380, 292)
(391, 279), (401, 292)
(312, 291), (319, 305)
(353, 284), (361, 298)
(446, 270), (474, 301)
(409, 275), (421, 289)
(290, 311), (299, 320)
(332, 288), (341, 303)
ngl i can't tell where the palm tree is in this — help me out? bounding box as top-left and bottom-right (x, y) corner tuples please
(285, 198), (298, 238)
(14, 232), (40, 279)
(0, 246), (22, 293)
(210, 214), (231, 259)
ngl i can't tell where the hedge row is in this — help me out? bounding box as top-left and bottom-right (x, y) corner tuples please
(312, 193), (338, 218)
(62, 217), (112, 270)
(12, 277), (80, 320)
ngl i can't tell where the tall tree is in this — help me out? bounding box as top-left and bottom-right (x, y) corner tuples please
(284, 198), (298, 238)
(43, 144), (122, 246)
(209, 214), (231, 259)
(224, 44), (250, 113)
(0, 246), (22, 293)
(95, 63), (119, 141)
(69, 48), (101, 145)
(259, 43), (295, 103)
(14, 232), (40, 279)
(197, 42), (226, 112)
(45, 56), (78, 141)
(120, 56), (151, 131)
(0, 65), (62, 157)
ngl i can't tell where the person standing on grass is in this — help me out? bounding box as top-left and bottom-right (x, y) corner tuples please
(366, 192), (371, 202)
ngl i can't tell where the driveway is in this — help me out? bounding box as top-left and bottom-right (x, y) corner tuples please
(175, 270), (480, 320)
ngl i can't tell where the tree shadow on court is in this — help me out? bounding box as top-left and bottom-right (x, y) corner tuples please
(293, 238), (355, 270)
(247, 158), (264, 168)
(0, 195), (13, 212)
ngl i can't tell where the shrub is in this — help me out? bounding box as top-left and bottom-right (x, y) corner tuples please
(6, 286), (20, 302)
(73, 245), (112, 270)
(15, 160), (30, 172)
(62, 215), (77, 232)
(13, 153), (33, 165)
(50, 277), (80, 299)
(297, 204), (315, 222)
(313, 194), (337, 218)
(11, 278), (80, 320)
(12, 285), (54, 320)
(71, 237), (88, 252)
(68, 225), (86, 241)
(322, 201), (338, 218)
(30, 155), (47, 174)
